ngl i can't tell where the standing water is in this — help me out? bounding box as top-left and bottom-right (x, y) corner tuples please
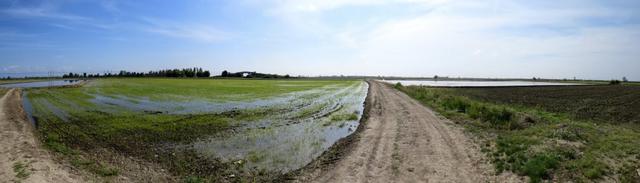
(0, 80), (82, 88)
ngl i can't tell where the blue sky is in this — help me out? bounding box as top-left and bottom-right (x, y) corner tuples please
(1, 0), (639, 80)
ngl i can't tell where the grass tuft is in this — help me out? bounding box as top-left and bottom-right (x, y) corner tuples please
(13, 161), (31, 180)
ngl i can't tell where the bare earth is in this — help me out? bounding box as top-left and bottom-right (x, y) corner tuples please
(0, 89), (81, 183)
(303, 81), (523, 183)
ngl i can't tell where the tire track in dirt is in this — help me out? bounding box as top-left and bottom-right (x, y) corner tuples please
(0, 89), (82, 183)
(305, 81), (522, 183)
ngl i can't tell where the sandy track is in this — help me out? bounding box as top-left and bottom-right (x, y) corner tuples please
(305, 81), (522, 183)
(0, 89), (81, 183)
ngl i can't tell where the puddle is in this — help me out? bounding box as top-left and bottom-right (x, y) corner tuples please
(0, 80), (83, 88)
(22, 92), (36, 126)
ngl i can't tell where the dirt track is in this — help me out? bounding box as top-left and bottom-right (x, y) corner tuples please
(302, 81), (522, 182)
(0, 89), (81, 182)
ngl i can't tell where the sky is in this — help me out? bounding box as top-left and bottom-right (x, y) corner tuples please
(1, 0), (639, 80)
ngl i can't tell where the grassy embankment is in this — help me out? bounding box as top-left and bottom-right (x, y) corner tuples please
(395, 83), (640, 183)
(27, 78), (360, 181)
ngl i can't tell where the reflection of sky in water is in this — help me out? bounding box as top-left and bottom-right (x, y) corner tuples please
(88, 83), (360, 115)
(179, 82), (369, 172)
(0, 80), (81, 88)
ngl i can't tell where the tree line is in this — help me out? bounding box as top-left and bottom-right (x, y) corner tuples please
(62, 67), (211, 78)
(220, 70), (290, 78)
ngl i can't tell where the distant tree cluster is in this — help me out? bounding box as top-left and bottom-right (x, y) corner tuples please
(220, 70), (290, 78)
(144, 68), (210, 78)
(62, 67), (211, 78)
(609, 80), (622, 85)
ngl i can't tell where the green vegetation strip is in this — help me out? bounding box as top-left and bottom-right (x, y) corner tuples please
(87, 78), (353, 102)
(394, 83), (640, 183)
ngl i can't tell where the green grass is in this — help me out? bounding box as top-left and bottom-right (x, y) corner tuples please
(27, 78), (360, 181)
(13, 161), (31, 181)
(0, 88), (8, 97)
(86, 78), (354, 102)
(396, 85), (640, 182)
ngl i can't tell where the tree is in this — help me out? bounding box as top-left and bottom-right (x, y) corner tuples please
(623, 76), (628, 82)
(221, 70), (229, 77)
(610, 80), (621, 85)
(434, 75), (439, 80)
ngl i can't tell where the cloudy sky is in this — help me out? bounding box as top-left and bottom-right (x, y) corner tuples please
(1, 0), (639, 80)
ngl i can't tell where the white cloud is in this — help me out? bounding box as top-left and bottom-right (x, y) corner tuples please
(140, 18), (232, 43)
(348, 2), (640, 79)
(267, 0), (450, 13)
(1, 6), (89, 21)
(245, 0), (640, 79)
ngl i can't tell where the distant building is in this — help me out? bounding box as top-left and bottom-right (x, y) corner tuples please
(237, 71), (256, 78)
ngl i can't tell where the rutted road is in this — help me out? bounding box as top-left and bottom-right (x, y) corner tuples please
(0, 89), (81, 182)
(302, 81), (521, 182)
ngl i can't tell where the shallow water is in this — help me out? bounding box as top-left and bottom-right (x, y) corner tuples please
(177, 82), (369, 171)
(24, 80), (370, 173)
(0, 80), (81, 88)
(383, 80), (581, 87)
(22, 92), (36, 126)
(88, 83), (361, 115)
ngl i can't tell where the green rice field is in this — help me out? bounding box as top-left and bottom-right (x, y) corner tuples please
(24, 78), (368, 181)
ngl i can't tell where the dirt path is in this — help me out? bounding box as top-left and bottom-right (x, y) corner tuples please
(301, 81), (522, 182)
(0, 89), (82, 183)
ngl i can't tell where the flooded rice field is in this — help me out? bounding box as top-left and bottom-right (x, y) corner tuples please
(383, 80), (581, 87)
(0, 80), (82, 88)
(184, 82), (367, 171)
(23, 79), (368, 173)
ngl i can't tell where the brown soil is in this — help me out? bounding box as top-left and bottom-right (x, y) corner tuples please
(297, 81), (523, 182)
(448, 85), (640, 124)
(0, 89), (82, 182)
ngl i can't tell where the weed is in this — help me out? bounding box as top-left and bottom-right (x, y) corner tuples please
(13, 161), (31, 180)
(394, 82), (403, 89)
(247, 151), (266, 163)
(330, 113), (358, 121)
(522, 154), (559, 182)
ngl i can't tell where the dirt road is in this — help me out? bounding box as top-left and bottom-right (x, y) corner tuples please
(302, 81), (521, 182)
(0, 89), (81, 182)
